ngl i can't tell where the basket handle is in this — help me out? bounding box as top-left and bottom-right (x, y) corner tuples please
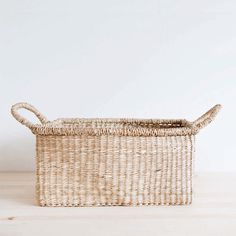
(11, 102), (48, 129)
(192, 104), (222, 131)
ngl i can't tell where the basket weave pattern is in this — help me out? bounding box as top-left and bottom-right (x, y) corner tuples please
(11, 103), (221, 206)
(36, 135), (194, 206)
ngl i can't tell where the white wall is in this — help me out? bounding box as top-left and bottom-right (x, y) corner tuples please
(0, 0), (235, 172)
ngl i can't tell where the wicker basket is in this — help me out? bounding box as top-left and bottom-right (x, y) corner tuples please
(11, 102), (221, 207)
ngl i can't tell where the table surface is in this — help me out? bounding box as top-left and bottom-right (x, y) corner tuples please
(0, 172), (236, 236)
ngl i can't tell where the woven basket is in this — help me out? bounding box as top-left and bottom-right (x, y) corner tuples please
(11, 103), (221, 207)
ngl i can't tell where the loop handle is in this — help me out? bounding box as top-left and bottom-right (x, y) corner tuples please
(11, 102), (48, 129)
(192, 104), (222, 131)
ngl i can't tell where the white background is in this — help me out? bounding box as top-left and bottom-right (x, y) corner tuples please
(0, 0), (235, 172)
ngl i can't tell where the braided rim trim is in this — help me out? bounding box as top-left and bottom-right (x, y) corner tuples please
(29, 118), (198, 136)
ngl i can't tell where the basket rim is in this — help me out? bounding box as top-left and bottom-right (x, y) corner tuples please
(11, 102), (221, 137)
(29, 118), (198, 136)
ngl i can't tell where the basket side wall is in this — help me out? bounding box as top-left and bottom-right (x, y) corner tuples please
(36, 135), (195, 206)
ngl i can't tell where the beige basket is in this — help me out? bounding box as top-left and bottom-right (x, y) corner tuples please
(11, 103), (221, 207)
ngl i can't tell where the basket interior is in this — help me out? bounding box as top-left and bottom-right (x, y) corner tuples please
(53, 118), (191, 130)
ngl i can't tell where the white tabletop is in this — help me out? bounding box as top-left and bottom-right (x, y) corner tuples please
(0, 172), (236, 236)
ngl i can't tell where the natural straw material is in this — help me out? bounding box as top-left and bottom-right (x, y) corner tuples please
(11, 103), (221, 206)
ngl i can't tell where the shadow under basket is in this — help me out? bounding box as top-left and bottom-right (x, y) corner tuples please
(11, 103), (221, 207)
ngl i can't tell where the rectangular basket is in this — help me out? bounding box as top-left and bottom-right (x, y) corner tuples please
(11, 103), (221, 206)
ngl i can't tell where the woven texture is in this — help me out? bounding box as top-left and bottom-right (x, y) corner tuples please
(36, 135), (194, 206)
(11, 103), (221, 207)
